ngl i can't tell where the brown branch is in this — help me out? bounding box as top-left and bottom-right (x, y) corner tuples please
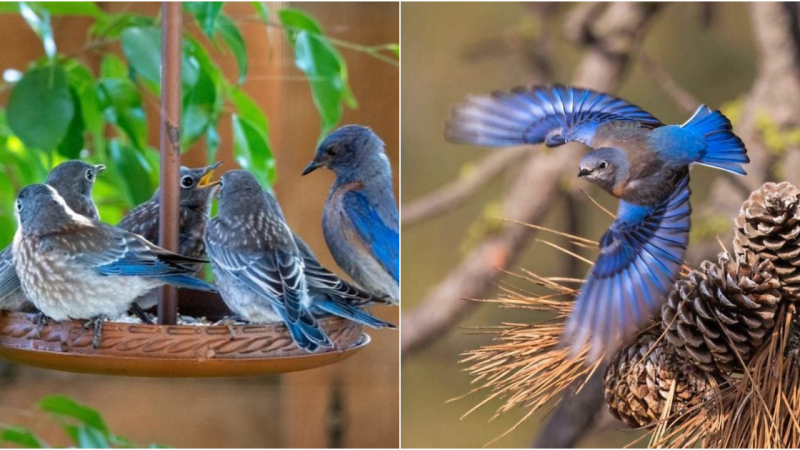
(638, 52), (699, 114)
(401, 148), (529, 228)
(401, 2), (663, 358)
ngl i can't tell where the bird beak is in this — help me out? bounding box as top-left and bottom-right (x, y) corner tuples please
(302, 160), (321, 176)
(198, 161), (223, 188)
(94, 164), (106, 174)
(578, 168), (592, 178)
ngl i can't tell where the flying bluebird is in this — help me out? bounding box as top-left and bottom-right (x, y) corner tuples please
(0, 161), (105, 311)
(12, 184), (216, 332)
(205, 170), (333, 352)
(117, 162), (222, 315)
(446, 84), (748, 361)
(292, 233), (396, 330)
(302, 125), (399, 304)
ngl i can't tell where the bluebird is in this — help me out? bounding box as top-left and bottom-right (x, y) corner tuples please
(292, 233), (396, 330)
(12, 184), (216, 335)
(205, 170), (333, 352)
(117, 162), (222, 316)
(0, 161), (105, 311)
(446, 84), (748, 361)
(302, 125), (399, 304)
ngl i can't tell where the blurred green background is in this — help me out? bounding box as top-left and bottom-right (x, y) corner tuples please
(401, 3), (756, 448)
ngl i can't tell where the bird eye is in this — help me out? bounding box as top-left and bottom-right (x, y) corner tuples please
(325, 147), (337, 157)
(85, 169), (94, 181)
(598, 161), (608, 170)
(15, 200), (23, 212)
(181, 175), (195, 188)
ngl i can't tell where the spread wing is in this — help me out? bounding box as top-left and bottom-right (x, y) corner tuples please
(342, 190), (399, 282)
(446, 84), (662, 148)
(563, 175), (691, 362)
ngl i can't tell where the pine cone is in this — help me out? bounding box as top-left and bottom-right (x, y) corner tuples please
(734, 181), (800, 300)
(604, 331), (713, 428)
(662, 252), (781, 373)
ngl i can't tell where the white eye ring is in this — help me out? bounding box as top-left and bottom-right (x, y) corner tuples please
(598, 161), (608, 170)
(181, 175), (194, 188)
(85, 169), (94, 181)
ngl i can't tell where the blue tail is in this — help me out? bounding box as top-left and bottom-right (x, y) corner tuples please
(160, 274), (218, 292)
(313, 295), (397, 330)
(682, 105), (749, 175)
(284, 308), (334, 352)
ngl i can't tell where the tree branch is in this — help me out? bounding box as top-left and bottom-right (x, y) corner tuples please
(637, 52), (699, 114)
(401, 148), (529, 228)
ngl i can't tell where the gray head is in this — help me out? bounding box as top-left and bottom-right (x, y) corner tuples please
(577, 148), (628, 194)
(45, 161), (105, 219)
(150, 162), (222, 209)
(216, 169), (279, 216)
(302, 125), (389, 179)
(16, 184), (85, 235)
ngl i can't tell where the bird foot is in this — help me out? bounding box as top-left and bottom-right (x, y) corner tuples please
(82, 316), (106, 349)
(130, 304), (155, 325)
(33, 312), (49, 338)
(216, 316), (244, 337)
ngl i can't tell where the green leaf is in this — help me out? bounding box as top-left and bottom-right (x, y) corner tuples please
(292, 30), (348, 137)
(183, 68), (217, 147)
(186, 2), (223, 39)
(216, 15), (247, 84)
(76, 426), (110, 449)
(387, 44), (399, 57)
(206, 123), (220, 163)
(120, 26), (200, 92)
(90, 13), (154, 39)
(109, 139), (155, 206)
(232, 114), (275, 187)
(97, 78), (147, 150)
(19, 2), (56, 59)
(8, 65), (75, 151)
(100, 53), (128, 79)
(64, 60), (104, 143)
(57, 88), (86, 158)
(40, 2), (103, 17)
(229, 86), (268, 133)
(39, 395), (109, 433)
(251, 2), (268, 22)
(1, 427), (46, 448)
(278, 8), (322, 43)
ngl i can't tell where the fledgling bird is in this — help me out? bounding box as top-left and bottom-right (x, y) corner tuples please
(12, 184), (217, 331)
(205, 170), (333, 352)
(446, 84), (749, 361)
(302, 125), (399, 304)
(293, 233), (396, 330)
(0, 161), (105, 311)
(117, 162), (222, 314)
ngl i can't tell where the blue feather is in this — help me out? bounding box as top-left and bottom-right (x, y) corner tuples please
(681, 105), (749, 175)
(446, 84), (662, 148)
(343, 191), (399, 282)
(564, 175), (691, 361)
(312, 295), (396, 329)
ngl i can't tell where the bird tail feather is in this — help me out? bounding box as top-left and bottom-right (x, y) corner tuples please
(160, 275), (218, 292)
(682, 105), (749, 175)
(313, 297), (397, 330)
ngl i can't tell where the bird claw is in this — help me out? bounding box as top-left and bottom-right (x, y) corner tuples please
(130, 304), (155, 325)
(83, 317), (106, 349)
(33, 312), (49, 338)
(216, 316), (244, 337)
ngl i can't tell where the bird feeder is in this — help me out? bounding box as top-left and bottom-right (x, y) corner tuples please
(0, 3), (369, 377)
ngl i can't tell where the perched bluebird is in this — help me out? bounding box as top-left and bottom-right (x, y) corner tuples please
(293, 233), (396, 330)
(446, 84), (748, 361)
(12, 184), (216, 328)
(117, 162), (222, 315)
(0, 161), (105, 311)
(205, 170), (332, 352)
(302, 125), (399, 304)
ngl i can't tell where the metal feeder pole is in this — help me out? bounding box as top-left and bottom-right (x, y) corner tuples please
(157, 2), (182, 325)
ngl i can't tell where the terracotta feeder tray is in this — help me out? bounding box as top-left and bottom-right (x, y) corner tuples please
(0, 292), (370, 377)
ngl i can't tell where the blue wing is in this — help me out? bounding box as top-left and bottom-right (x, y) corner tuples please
(446, 84), (662, 148)
(342, 190), (399, 282)
(563, 175), (691, 362)
(206, 238), (332, 351)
